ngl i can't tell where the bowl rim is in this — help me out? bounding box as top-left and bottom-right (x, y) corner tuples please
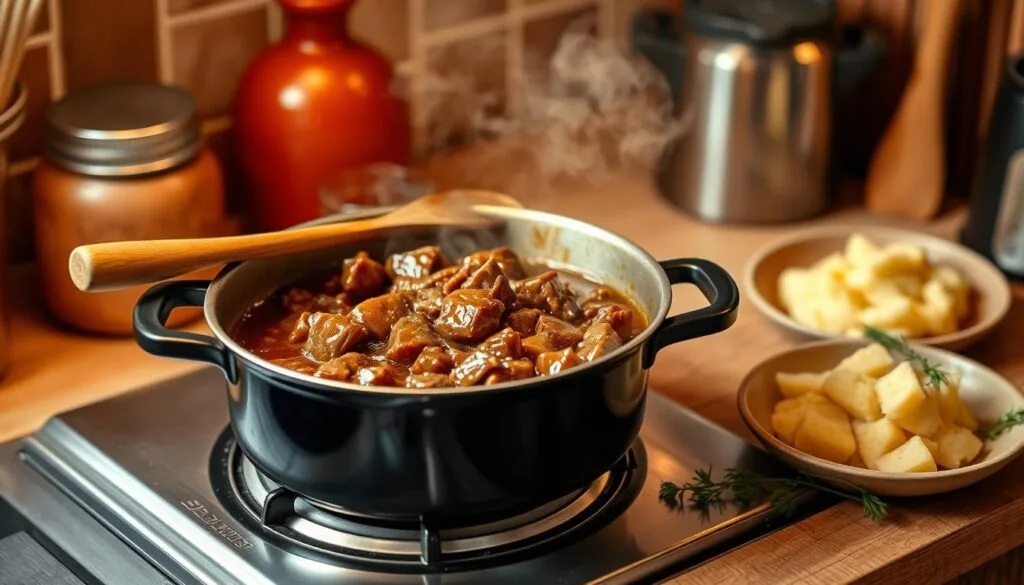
(742, 224), (1012, 347)
(737, 338), (1024, 482)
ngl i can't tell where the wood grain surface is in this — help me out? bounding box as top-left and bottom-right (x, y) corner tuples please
(1, 161), (1022, 583)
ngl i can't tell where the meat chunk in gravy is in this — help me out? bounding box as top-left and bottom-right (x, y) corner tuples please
(341, 252), (388, 300)
(434, 289), (505, 343)
(302, 313), (369, 362)
(231, 245), (647, 389)
(385, 314), (439, 363)
(351, 293), (410, 340)
(513, 271), (582, 322)
(386, 245), (447, 279)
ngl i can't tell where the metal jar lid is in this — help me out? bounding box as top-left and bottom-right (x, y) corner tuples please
(44, 82), (202, 177)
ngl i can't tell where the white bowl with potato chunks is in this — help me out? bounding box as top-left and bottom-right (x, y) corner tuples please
(744, 226), (1011, 351)
(738, 336), (1024, 497)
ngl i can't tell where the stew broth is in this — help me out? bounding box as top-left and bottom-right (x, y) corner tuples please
(231, 246), (648, 388)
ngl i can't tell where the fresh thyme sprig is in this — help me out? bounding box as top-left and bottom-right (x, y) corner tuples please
(659, 467), (888, 522)
(863, 325), (950, 389)
(984, 409), (1024, 441)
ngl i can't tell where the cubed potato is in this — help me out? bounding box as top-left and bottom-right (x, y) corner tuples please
(847, 450), (867, 468)
(770, 398), (806, 445)
(778, 268), (811, 313)
(844, 234), (880, 268)
(776, 371), (828, 398)
(935, 372), (966, 426)
(852, 418), (908, 470)
(858, 297), (927, 338)
(919, 279), (958, 336)
(921, 437), (939, 460)
(872, 243), (928, 277)
(875, 436), (938, 473)
(875, 362), (941, 437)
(932, 265), (971, 320)
(836, 343), (895, 377)
(811, 252), (850, 283)
(812, 295), (861, 333)
(823, 369), (882, 421)
(933, 425), (984, 469)
(793, 399), (857, 464)
(844, 265), (877, 293)
(956, 400), (980, 432)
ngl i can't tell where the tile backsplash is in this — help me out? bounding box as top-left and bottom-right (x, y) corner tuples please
(3, 0), (671, 265)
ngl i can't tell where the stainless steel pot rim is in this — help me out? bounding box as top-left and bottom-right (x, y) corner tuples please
(203, 204), (673, 396)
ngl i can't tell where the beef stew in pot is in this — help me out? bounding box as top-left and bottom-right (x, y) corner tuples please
(231, 246), (648, 388)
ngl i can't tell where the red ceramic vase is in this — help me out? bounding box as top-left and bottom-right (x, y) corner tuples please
(233, 0), (411, 232)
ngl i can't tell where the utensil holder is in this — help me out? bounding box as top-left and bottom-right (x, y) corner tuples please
(0, 83), (28, 380)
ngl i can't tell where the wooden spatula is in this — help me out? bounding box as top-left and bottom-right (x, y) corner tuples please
(864, 0), (962, 219)
(69, 190), (524, 292)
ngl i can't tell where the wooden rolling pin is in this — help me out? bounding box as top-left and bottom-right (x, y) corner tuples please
(865, 0), (962, 220)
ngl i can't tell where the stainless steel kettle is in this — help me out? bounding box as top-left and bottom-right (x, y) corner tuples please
(633, 0), (884, 224)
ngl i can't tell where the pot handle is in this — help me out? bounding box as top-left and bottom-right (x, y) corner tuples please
(643, 258), (739, 368)
(133, 280), (237, 383)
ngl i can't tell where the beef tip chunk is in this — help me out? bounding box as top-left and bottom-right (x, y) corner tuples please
(288, 311), (313, 343)
(506, 308), (542, 336)
(513, 271), (582, 322)
(479, 327), (522, 359)
(463, 258), (506, 289)
(386, 246), (447, 279)
(314, 353), (376, 381)
(536, 347), (583, 376)
(577, 322), (623, 362)
(282, 288), (314, 312)
(585, 303), (637, 341)
(581, 286), (620, 307)
(522, 334), (557, 359)
(271, 356), (318, 375)
(411, 346), (455, 374)
(341, 252), (388, 300)
(302, 313), (370, 362)
(412, 287), (444, 320)
(356, 364), (400, 386)
(441, 264), (471, 294)
(483, 359), (535, 385)
(535, 315), (583, 349)
(406, 373), (451, 389)
(385, 315), (439, 363)
(282, 288), (346, 313)
(350, 293), (411, 340)
(462, 247), (526, 279)
(391, 265), (461, 292)
(434, 289), (505, 342)
(449, 351), (500, 386)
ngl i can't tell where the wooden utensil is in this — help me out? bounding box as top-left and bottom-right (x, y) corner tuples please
(69, 190), (524, 292)
(864, 0), (962, 220)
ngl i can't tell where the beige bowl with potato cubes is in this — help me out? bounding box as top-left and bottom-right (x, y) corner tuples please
(744, 226), (1011, 351)
(738, 338), (1024, 497)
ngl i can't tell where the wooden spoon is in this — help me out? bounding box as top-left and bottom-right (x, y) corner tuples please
(864, 0), (962, 220)
(69, 190), (524, 292)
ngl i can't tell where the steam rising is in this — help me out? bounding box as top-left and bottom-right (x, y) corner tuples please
(415, 15), (684, 201)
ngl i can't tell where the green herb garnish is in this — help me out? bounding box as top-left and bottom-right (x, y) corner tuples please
(863, 326), (950, 389)
(658, 467), (888, 522)
(984, 409), (1024, 441)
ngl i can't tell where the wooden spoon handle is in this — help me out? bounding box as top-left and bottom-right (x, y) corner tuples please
(69, 217), (389, 292)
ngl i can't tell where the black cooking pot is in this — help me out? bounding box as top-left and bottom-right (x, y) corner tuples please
(133, 203), (739, 522)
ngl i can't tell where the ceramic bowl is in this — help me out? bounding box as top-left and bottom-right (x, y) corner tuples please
(744, 225), (1011, 351)
(738, 338), (1024, 497)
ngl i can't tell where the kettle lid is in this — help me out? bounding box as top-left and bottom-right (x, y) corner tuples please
(684, 0), (834, 45)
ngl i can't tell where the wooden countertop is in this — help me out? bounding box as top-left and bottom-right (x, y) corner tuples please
(1, 156), (1022, 583)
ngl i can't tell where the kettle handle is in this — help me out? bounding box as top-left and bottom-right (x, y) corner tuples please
(632, 8), (685, 104)
(834, 24), (887, 98)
